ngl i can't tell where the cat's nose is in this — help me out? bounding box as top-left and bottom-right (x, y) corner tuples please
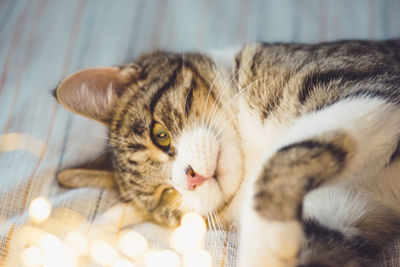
(185, 165), (207, 191)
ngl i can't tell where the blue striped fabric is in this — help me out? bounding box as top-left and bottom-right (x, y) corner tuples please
(1, 0), (400, 266)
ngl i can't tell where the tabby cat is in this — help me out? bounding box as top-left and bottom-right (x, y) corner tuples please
(55, 39), (400, 267)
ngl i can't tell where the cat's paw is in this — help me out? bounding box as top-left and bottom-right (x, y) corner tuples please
(239, 209), (303, 267)
(150, 188), (182, 227)
(151, 205), (182, 227)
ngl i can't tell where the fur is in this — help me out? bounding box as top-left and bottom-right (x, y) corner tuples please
(55, 39), (400, 266)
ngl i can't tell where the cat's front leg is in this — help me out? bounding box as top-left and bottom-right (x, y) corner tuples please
(239, 132), (354, 267)
(239, 158), (306, 267)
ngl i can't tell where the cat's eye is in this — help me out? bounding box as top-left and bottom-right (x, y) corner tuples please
(151, 122), (171, 150)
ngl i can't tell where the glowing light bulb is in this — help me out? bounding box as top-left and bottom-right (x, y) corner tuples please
(43, 260), (76, 267)
(90, 240), (118, 266)
(29, 197), (51, 223)
(170, 212), (207, 253)
(182, 249), (212, 267)
(39, 233), (77, 267)
(112, 258), (136, 267)
(38, 233), (63, 254)
(117, 231), (148, 259)
(146, 250), (180, 267)
(20, 245), (45, 267)
(64, 231), (89, 256)
(181, 212), (206, 235)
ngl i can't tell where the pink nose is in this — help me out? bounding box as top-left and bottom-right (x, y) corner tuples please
(185, 165), (208, 191)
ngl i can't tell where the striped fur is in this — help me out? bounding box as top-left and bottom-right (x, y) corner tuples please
(56, 39), (400, 265)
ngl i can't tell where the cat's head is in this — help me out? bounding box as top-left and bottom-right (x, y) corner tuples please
(56, 51), (244, 222)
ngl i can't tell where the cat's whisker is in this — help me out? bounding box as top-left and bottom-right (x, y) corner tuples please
(215, 77), (264, 126)
(209, 211), (217, 232)
(207, 80), (250, 134)
(211, 77), (265, 129)
(210, 78), (265, 137)
(212, 211), (220, 231)
(170, 110), (183, 137)
(214, 211), (223, 231)
(201, 72), (220, 127)
(210, 211), (225, 248)
(204, 82), (230, 130)
(213, 115), (241, 141)
(204, 66), (239, 129)
(205, 54), (254, 129)
(206, 213), (213, 231)
(207, 212), (225, 249)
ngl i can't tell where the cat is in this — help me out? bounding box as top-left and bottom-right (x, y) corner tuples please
(55, 39), (400, 267)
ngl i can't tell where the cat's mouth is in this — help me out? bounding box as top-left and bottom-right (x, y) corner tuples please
(197, 148), (222, 189)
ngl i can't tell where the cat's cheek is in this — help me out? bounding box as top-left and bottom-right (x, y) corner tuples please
(216, 140), (243, 196)
(171, 160), (188, 191)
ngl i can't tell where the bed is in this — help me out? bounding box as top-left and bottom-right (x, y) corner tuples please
(1, 0), (400, 266)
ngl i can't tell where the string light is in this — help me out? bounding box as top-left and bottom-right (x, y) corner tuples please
(20, 198), (215, 267)
(20, 246), (45, 267)
(182, 249), (212, 267)
(170, 212), (207, 253)
(38, 233), (63, 254)
(146, 250), (180, 267)
(90, 240), (118, 266)
(38, 233), (77, 267)
(112, 258), (136, 267)
(117, 231), (148, 259)
(29, 197), (51, 223)
(64, 231), (89, 256)
(181, 212), (207, 235)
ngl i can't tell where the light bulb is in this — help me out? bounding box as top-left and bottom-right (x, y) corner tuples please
(117, 231), (148, 259)
(29, 197), (51, 223)
(90, 240), (118, 266)
(170, 212), (207, 253)
(20, 246), (44, 267)
(64, 231), (89, 256)
(181, 212), (206, 236)
(182, 249), (212, 267)
(146, 250), (180, 267)
(112, 258), (136, 267)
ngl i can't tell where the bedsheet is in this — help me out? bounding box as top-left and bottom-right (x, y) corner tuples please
(1, 0), (400, 266)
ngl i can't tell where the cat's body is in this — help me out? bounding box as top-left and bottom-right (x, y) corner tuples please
(56, 39), (400, 266)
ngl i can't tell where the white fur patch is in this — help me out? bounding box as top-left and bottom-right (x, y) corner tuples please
(239, 195), (303, 267)
(275, 99), (400, 174)
(303, 184), (367, 237)
(236, 97), (400, 266)
(171, 124), (243, 215)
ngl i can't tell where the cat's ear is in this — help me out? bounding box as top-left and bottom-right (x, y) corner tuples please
(55, 65), (140, 124)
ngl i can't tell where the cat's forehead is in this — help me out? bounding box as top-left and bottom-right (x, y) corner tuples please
(133, 51), (215, 77)
(112, 52), (219, 133)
